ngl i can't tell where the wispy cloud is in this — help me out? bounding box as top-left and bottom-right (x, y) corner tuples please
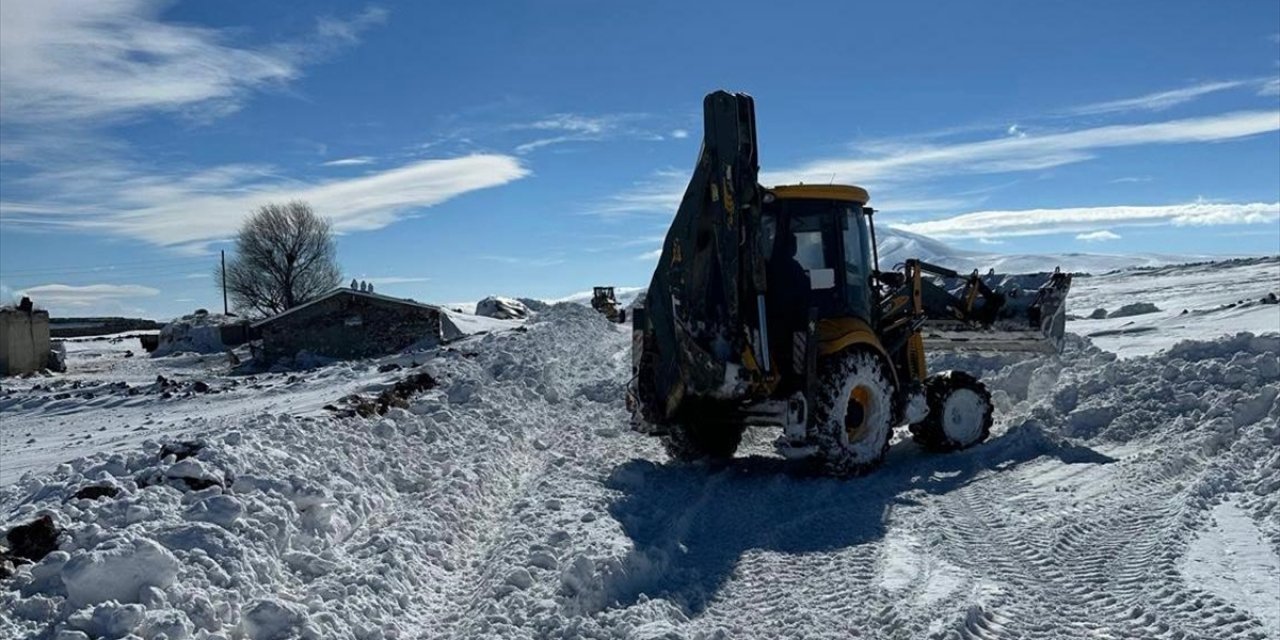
(513, 113), (618, 154)
(478, 254), (566, 268)
(670, 129), (690, 139)
(3, 155), (530, 251)
(895, 201), (1280, 239)
(763, 110), (1279, 187)
(596, 108), (1278, 220)
(636, 249), (663, 261)
(589, 169), (688, 217)
(1109, 176), (1152, 184)
(19, 283), (159, 307)
(360, 276), (431, 285)
(0, 1), (386, 126)
(1076, 230), (1122, 242)
(322, 156), (376, 167)
(510, 112), (678, 154)
(1067, 81), (1250, 116)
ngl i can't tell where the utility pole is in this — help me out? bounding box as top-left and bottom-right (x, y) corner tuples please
(221, 250), (229, 315)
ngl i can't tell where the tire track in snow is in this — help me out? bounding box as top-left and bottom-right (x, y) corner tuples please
(926, 452), (1274, 640)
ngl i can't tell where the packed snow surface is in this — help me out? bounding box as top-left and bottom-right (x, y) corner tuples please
(1, 259), (1278, 639)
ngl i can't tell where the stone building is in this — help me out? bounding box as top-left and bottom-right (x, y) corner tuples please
(252, 288), (442, 363)
(0, 298), (52, 376)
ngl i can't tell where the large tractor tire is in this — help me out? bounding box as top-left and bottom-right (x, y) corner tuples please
(811, 349), (896, 476)
(661, 423), (745, 462)
(909, 371), (993, 452)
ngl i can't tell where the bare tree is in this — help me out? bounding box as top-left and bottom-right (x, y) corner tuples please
(217, 201), (342, 317)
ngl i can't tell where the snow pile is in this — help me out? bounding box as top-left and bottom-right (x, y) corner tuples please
(475, 296), (530, 320)
(440, 309), (526, 341)
(152, 311), (243, 357)
(0, 303), (630, 638)
(2, 291), (1278, 638)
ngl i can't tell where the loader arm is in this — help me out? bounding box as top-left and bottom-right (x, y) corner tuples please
(630, 91), (771, 425)
(878, 260), (1074, 355)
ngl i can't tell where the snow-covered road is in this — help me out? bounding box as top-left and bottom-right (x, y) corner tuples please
(2, 263), (1279, 639)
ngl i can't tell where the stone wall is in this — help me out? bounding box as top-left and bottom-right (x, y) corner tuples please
(0, 308), (51, 376)
(258, 293), (441, 363)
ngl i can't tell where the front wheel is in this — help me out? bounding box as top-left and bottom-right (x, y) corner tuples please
(810, 349), (896, 476)
(909, 371), (993, 452)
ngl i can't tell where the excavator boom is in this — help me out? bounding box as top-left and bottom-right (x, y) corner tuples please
(631, 91), (767, 425)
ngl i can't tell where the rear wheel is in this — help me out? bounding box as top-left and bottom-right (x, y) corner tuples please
(661, 422), (744, 462)
(811, 349), (896, 475)
(909, 371), (993, 452)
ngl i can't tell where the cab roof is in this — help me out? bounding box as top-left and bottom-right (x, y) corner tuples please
(769, 184), (870, 204)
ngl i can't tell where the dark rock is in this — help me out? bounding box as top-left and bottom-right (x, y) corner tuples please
(160, 440), (203, 462)
(72, 485), (119, 501)
(123, 350), (134, 358)
(377, 363), (402, 373)
(178, 477), (220, 491)
(5, 515), (60, 563)
(191, 381), (210, 393)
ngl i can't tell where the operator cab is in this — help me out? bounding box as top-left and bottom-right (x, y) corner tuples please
(760, 184), (876, 324)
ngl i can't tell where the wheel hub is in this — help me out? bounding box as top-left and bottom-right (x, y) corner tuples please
(845, 385), (872, 443)
(943, 388), (987, 445)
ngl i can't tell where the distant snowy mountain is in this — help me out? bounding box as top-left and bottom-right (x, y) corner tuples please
(877, 226), (1215, 274)
(543, 228), (1226, 308)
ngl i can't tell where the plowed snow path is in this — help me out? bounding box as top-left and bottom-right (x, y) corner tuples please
(2, 304), (1277, 639)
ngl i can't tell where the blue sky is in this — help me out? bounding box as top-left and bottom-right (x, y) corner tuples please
(1, 0), (1277, 319)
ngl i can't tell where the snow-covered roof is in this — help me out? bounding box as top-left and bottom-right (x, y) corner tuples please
(251, 288), (440, 328)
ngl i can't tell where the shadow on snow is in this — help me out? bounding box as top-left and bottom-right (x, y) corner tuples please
(600, 421), (1114, 616)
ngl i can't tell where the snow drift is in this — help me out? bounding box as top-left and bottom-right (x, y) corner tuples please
(151, 311), (244, 358)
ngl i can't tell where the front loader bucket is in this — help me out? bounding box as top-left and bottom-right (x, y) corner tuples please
(924, 270), (1072, 354)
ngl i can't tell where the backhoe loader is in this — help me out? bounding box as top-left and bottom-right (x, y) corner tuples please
(628, 91), (1072, 475)
(591, 286), (626, 323)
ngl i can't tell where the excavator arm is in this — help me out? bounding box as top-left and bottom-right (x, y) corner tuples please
(630, 91), (770, 426)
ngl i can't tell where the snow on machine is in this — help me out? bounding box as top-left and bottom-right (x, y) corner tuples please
(628, 91), (1072, 475)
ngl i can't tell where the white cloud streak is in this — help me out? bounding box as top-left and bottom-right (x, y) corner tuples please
(895, 202), (1280, 239)
(1068, 81), (1249, 116)
(322, 156), (376, 167)
(2, 154), (530, 251)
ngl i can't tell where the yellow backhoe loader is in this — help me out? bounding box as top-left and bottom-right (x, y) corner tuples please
(628, 91), (1072, 475)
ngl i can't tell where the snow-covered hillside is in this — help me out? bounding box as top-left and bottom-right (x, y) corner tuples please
(1, 260), (1278, 639)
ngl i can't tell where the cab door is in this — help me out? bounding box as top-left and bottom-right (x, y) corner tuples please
(781, 206), (843, 318)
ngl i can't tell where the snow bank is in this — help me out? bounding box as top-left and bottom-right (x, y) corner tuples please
(152, 311), (243, 357)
